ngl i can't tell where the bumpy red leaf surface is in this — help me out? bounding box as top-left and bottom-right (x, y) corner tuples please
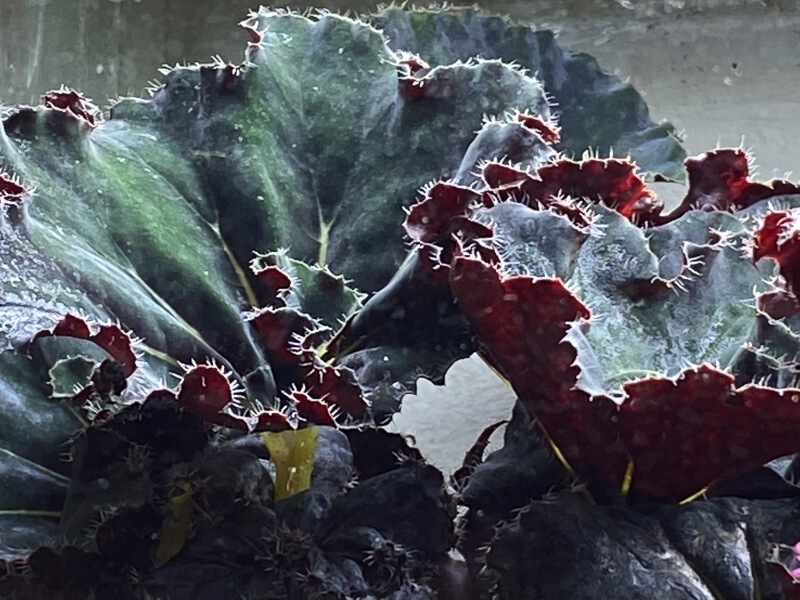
(451, 257), (800, 501)
(512, 110), (561, 143)
(620, 365), (800, 500)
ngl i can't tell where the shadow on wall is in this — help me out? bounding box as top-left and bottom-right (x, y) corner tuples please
(0, 0), (793, 107)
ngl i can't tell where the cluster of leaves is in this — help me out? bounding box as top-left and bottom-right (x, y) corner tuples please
(0, 393), (455, 599)
(335, 134), (800, 501)
(3, 4), (800, 599)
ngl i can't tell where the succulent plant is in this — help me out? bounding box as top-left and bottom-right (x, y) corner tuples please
(5, 4), (798, 599)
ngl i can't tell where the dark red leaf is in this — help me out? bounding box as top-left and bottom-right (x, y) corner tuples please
(251, 264), (292, 306)
(678, 149), (800, 214)
(756, 289), (800, 320)
(451, 257), (800, 500)
(481, 162), (530, 193)
(251, 408), (295, 432)
(522, 158), (662, 223)
(91, 324), (138, 377)
(249, 306), (368, 424)
(752, 210), (800, 300)
(449, 256), (626, 490)
(249, 307), (317, 366)
(404, 182), (481, 244)
(176, 364), (249, 430)
(512, 110), (561, 143)
(480, 162), (598, 231)
(29, 314), (137, 377)
(303, 364), (368, 420)
(41, 86), (98, 128)
(289, 388), (337, 427)
(0, 171), (26, 201)
(51, 313), (92, 339)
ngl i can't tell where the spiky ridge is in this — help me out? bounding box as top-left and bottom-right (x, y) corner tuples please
(0, 170), (26, 201)
(40, 86), (100, 128)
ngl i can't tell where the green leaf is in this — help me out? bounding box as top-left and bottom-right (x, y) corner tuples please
(370, 6), (687, 180)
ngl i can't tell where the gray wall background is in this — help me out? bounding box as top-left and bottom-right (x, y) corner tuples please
(0, 0), (790, 107)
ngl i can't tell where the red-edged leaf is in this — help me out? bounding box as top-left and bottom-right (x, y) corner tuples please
(451, 256), (800, 500)
(91, 324), (138, 377)
(449, 255), (627, 491)
(251, 264), (292, 306)
(481, 161), (530, 191)
(249, 306), (369, 424)
(0, 171), (26, 203)
(752, 210), (800, 299)
(249, 307), (316, 366)
(449, 255), (589, 388)
(480, 162), (596, 231)
(620, 365), (800, 500)
(404, 182), (481, 244)
(252, 408), (295, 432)
(525, 158), (661, 223)
(289, 388), (337, 427)
(29, 314), (137, 377)
(50, 313), (92, 339)
(756, 289), (800, 320)
(176, 364), (248, 430)
(303, 364), (368, 420)
(512, 110), (561, 143)
(678, 149), (800, 213)
(41, 86), (99, 128)
(482, 157), (662, 225)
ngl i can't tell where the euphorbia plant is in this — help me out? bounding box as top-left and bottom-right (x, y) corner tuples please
(2, 4), (799, 599)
